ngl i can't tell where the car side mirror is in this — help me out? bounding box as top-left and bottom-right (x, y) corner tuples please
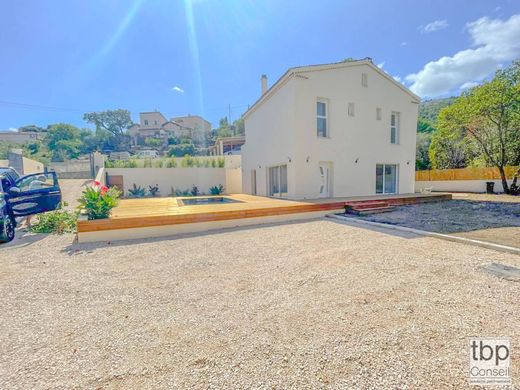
(9, 187), (21, 195)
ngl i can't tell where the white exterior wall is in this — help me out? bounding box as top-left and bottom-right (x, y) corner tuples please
(416, 179), (513, 193)
(242, 78), (297, 197)
(243, 63), (418, 199)
(105, 167), (241, 196)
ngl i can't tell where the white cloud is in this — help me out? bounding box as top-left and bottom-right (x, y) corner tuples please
(172, 86), (184, 93)
(393, 75), (402, 83)
(8, 127), (17, 132)
(406, 14), (520, 97)
(420, 19), (448, 33)
(460, 81), (479, 90)
(377, 61), (385, 69)
(400, 42), (408, 46)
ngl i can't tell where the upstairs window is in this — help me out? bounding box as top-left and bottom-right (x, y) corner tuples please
(348, 103), (355, 117)
(144, 119), (149, 126)
(317, 100), (328, 137)
(376, 107), (382, 120)
(361, 73), (368, 87)
(391, 111), (400, 144)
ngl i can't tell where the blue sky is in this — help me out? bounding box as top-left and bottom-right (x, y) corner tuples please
(0, 0), (519, 130)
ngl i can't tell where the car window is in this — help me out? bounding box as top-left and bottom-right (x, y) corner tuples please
(16, 173), (55, 192)
(1, 177), (9, 192)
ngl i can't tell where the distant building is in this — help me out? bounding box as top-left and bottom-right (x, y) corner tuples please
(0, 130), (41, 144)
(171, 115), (211, 132)
(209, 136), (245, 155)
(128, 112), (211, 147)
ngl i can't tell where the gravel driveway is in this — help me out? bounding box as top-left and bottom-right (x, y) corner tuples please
(1, 219), (519, 389)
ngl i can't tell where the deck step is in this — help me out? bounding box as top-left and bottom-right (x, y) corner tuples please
(345, 205), (395, 215)
(347, 201), (389, 210)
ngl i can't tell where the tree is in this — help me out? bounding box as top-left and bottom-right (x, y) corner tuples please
(18, 124), (46, 133)
(168, 141), (196, 157)
(437, 61), (520, 193)
(417, 117), (436, 133)
(46, 123), (83, 161)
(144, 137), (163, 148)
(428, 126), (469, 169)
(416, 132), (432, 170)
(83, 109), (133, 151)
(233, 118), (245, 135)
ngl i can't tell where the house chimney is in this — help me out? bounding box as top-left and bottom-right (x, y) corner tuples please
(261, 74), (268, 95)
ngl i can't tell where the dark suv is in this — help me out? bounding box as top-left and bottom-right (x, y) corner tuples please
(0, 167), (62, 243)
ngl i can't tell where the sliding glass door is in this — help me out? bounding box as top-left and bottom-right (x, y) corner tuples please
(268, 165), (288, 197)
(376, 164), (398, 194)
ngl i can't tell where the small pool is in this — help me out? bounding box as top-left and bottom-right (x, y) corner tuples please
(180, 197), (242, 206)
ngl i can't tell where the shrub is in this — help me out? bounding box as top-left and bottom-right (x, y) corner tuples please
(128, 184), (146, 198)
(148, 184), (160, 197)
(154, 159), (164, 168)
(166, 158), (177, 168)
(29, 208), (78, 234)
(190, 185), (199, 196)
(217, 157), (225, 168)
(78, 182), (121, 220)
(211, 159), (217, 168)
(168, 142), (195, 157)
(181, 155), (194, 167)
(143, 158), (152, 168)
(209, 184), (224, 195)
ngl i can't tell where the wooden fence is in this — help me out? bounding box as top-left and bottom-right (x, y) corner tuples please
(416, 166), (519, 181)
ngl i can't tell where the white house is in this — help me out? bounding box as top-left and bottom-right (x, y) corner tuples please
(241, 59), (420, 200)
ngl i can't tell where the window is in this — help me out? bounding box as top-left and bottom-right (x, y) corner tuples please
(376, 108), (382, 120)
(144, 119), (149, 126)
(376, 164), (398, 194)
(348, 103), (355, 117)
(362, 73), (368, 87)
(390, 111), (400, 144)
(154, 120), (157, 125)
(317, 100), (327, 137)
(16, 173), (55, 192)
(268, 165), (288, 197)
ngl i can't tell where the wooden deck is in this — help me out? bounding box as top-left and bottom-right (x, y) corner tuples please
(77, 193), (451, 233)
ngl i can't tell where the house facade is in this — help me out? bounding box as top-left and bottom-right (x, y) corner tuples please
(241, 59), (420, 200)
(128, 112), (201, 146)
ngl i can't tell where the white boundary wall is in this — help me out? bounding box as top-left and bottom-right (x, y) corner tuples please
(105, 167), (242, 195)
(416, 179), (513, 193)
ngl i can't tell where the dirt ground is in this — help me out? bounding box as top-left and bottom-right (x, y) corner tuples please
(58, 179), (91, 209)
(1, 219), (520, 389)
(354, 194), (520, 248)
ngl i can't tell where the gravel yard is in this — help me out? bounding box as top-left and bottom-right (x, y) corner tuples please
(1, 219), (520, 389)
(352, 198), (520, 248)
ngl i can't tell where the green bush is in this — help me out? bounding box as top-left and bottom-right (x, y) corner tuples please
(209, 184), (224, 195)
(217, 157), (225, 168)
(29, 209), (78, 234)
(154, 159), (164, 168)
(78, 185), (121, 220)
(128, 184), (146, 198)
(148, 184), (160, 197)
(166, 158), (177, 168)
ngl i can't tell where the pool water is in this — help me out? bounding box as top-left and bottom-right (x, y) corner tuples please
(180, 197), (241, 205)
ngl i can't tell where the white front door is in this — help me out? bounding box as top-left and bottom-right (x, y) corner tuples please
(319, 162), (332, 198)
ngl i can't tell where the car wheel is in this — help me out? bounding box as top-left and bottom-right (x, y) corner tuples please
(0, 216), (15, 243)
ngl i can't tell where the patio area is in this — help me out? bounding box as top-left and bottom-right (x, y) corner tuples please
(77, 193), (451, 243)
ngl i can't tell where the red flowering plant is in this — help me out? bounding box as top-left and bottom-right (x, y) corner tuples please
(77, 180), (122, 220)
